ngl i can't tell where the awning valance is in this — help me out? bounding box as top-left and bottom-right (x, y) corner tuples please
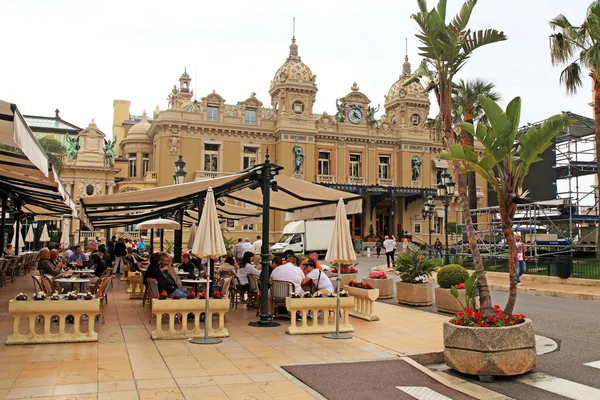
(433, 159), (449, 169)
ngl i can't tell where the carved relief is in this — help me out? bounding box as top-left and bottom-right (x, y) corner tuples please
(315, 112), (336, 131)
(77, 180), (102, 199)
(168, 135), (180, 156)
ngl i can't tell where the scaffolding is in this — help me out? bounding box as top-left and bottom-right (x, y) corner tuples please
(451, 112), (598, 261)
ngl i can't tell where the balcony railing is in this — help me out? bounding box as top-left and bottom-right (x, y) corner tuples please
(377, 178), (395, 187)
(194, 171), (233, 181)
(347, 176), (365, 185)
(317, 175), (335, 184)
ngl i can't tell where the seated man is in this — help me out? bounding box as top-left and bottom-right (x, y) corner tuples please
(270, 258), (305, 294)
(302, 259), (334, 296)
(124, 247), (143, 272)
(37, 248), (64, 292)
(179, 252), (199, 279)
(68, 245), (88, 265)
(145, 253), (187, 298)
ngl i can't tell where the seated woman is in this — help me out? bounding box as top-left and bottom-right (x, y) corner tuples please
(236, 251), (261, 302)
(217, 256), (237, 279)
(145, 253), (188, 298)
(89, 253), (108, 286)
(179, 252), (199, 279)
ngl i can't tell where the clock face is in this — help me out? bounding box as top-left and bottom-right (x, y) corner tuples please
(348, 106), (364, 124)
(399, 88), (407, 97)
(280, 72), (287, 82)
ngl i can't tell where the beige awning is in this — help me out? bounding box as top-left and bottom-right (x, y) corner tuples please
(433, 159), (449, 169)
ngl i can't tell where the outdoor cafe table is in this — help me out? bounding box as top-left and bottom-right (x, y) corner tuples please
(56, 277), (90, 293)
(181, 278), (211, 294)
(68, 269), (95, 275)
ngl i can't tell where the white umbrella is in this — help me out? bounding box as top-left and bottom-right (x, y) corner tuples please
(324, 198), (357, 340)
(187, 222), (197, 250)
(25, 225), (34, 243)
(40, 224), (50, 242)
(10, 222), (24, 253)
(325, 198), (357, 265)
(190, 187), (226, 345)
(136, 218), (181, 230)
(60, 220), (70, 248)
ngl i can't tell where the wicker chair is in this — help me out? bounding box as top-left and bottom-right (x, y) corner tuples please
(0, 260), (6, 287)
(146, 278), (160, 323)
(6, 257), (18, 283)
(270, 280), (294, 318)
(96, 276), (115, 324)
(247, 274), (261, 312)
(32, 274), (48, 295)
(220, 277), (233, 298)
(228, 274), (243, 310)
(42, 274), (61, 294)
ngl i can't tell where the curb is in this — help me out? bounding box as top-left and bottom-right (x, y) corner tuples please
(401, 356), (513, 400)
(487, 283), (600, 301)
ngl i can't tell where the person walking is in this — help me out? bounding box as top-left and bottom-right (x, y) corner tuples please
(402, 238), (410, 253)
(233, 238), (244, 264)
(136, 237), (146, 254)
(383, 235), (396, 269)
(375, 239), (382, 258)
(515, 234), (526, 285)
(242, 238), (253, 254)
(434, 239), (443, 258)
(113, 239), (127, 274)
(252, 235), (262, 266)
(107, 236), (117, 259)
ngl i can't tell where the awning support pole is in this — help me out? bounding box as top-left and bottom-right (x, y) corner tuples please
(174, 208), (184, 263)
(0, 193), (6, 253)
(15, 201), (21, 255)
(249, 150), (280, 328)
(149, 228), (154, 254)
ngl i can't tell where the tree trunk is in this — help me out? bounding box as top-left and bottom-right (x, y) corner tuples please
(452, 162), (494, 318)
(464, 113), (478, 225)
(595, 80), (600, 259)
(500, 200), (518, 315)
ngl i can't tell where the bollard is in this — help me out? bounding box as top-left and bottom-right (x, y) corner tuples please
(367, 247), (371, 258)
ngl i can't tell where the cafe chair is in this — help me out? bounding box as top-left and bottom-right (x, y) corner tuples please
(270, 280), (294, 318)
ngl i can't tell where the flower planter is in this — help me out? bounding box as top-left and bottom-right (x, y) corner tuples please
(343, 285), (379, 321)
(285, 297), (354, 335)
(436, 287), (463, 314)
(151, 298), (229, 339)
(364, 278), (394, 299)
(396, 281), (433, 306)
(443, 319), (536, 381)
(7, 299), (101, 345)
(338, 273), (358, 287)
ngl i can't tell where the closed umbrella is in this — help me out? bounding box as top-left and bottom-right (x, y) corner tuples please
(60, 221), (70, 248)
(190, 187), (227, 345)
(40, 224), (50, 243)
(11, 222), (24, 254)
(187, 222), (197, 250)
(324, 198), (357, 340)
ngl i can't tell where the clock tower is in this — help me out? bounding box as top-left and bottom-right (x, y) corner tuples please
(337, 82), (373, 128)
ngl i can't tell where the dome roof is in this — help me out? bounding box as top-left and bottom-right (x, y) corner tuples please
(181, 67), (190, 78)
(270, 38), (316, 90)
(385, 56), (429, 106)
(126, 110), (151, 141)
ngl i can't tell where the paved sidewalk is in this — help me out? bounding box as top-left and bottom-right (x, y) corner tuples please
(484, 272), (600, 301)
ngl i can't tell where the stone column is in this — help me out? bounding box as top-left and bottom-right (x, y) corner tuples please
(107, 183), (115, 195)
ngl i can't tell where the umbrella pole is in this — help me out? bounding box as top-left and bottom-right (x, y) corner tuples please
(323, 275), (352, 340)
(149, 229), (154, 254)
(249, 152), (280, 328)
(189, 258), (222, 344)
(160, 229), (164, 252)
(15, 203), (21, 255)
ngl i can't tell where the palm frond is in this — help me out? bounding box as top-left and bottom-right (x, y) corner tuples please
(549, 32), (578, 65)
(462, 29), (507, 56)
(450, 0), (476, 31)
(559, 62), (584, 94)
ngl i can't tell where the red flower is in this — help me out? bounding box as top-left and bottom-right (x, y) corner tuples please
(198, 291), (207, 299)
(158, 290), (168, 300)
(172, 294), (180, 299)
(214, 290), (222, 299)
(187, 291), (196, 299)
(454, 283), (465, 289)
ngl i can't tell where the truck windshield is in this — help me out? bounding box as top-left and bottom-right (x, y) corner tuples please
(277, 234), (293, 243)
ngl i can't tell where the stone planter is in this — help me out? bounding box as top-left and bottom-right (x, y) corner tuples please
(435, 287), (479, 314)
(151, 298), (229, 339)
(343, 285), (379, 321)
(396, 281), (433, 306)
(338, 273), (358, 286)
(443, 319), (536, 381)
(285, 297), (354, 335)
(364, 278), (394, 299)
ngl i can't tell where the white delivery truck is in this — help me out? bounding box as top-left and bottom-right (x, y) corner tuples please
(270, 220), (336, 259)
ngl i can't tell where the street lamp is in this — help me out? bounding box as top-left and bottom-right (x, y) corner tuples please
(173, 156), (187, 262)
(436, 170), (456, 264)
(421, 195), (435, 257)
(173, 156), (187, 185)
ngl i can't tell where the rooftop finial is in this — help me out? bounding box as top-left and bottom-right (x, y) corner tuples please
(289, 17), (299, 59)
(293, 16), (296, 40)
(402, 38), (411, 76)
(55, 109), (60, 119)
(405, 37), (407, 58)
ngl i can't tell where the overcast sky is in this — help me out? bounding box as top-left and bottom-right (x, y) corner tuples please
(1, 0), (594, 134)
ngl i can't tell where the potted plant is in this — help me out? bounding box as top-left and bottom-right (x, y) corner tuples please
(394, 248), (437, 306)
(435, 264), (472, 313)
(363, 271), (394, 299)
(330, 263), (358, 286)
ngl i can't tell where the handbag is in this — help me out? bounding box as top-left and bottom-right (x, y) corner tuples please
(310, 270), (322, 294)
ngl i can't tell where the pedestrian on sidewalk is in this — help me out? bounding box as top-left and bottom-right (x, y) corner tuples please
(434, 239), (443, 258)
(383, 235), (396, 269)
(515, 234), (526, 285)
(375, 239), (382, 258)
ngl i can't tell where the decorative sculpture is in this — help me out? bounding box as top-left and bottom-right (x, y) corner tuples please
(335, 99), (346, 123)
(411, 157), (422, 181)
(293, 145), (304, 174)
(65, 135), (80, 160)
(167, 85), (178, 109)
(367, 104), (380, 127)
(103, 138), (116, 159)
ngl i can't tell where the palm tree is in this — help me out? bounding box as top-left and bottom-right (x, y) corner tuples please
(442, 95), (573, 314)
(452, 79), (501, 222)
(549, 2), (600, 258)
(406, 0), (507, 317)
(37, 136), (66, 174)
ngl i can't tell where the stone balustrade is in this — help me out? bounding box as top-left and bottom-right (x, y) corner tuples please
(285, 297), (354, 335)
(343, 286), (380, 321)
(128, 275), (145, 299)
(7, 299), (100, 345)
(151, 298), (229, 340)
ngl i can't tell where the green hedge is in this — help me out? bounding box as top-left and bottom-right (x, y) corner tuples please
(437, 264), (469, 289)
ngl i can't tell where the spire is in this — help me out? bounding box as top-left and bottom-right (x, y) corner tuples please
(402, 38), (411, 76)
(288, 17), (300, 60)
(141, 109), (148, 121)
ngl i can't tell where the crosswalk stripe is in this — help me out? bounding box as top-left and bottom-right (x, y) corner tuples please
(517, 372), (600, 400)
(584, 360), (600, 370)
(396, 386), (452, 400)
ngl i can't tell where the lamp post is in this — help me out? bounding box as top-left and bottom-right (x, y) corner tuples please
(437, 170), (456, 265)
(173, 156), (187, 263)
(421, 195), (435, 257)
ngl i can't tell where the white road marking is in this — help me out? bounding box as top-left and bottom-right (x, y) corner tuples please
(535, 335), (558, 355)
(584, 360), (600, 370)
(396, 386), (452, 400)
(517, 372), (600, 400)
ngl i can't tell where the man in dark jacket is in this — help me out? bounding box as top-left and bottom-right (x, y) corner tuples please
(113, 239), (127, 273)
(98, 244), (112, 268)
(38, 248), (63, 292)
(107, 236), (117, 259)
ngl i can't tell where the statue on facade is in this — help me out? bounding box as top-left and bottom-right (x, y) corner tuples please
(367, 104), (380, 127)
(335, 99), (346, 123)
(103, 138), (116, 159)
(65, 134), (80, 160)
(167, 85), (178, 109)
(411, 157), (422, 181)
(293, 145), (304, 174)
